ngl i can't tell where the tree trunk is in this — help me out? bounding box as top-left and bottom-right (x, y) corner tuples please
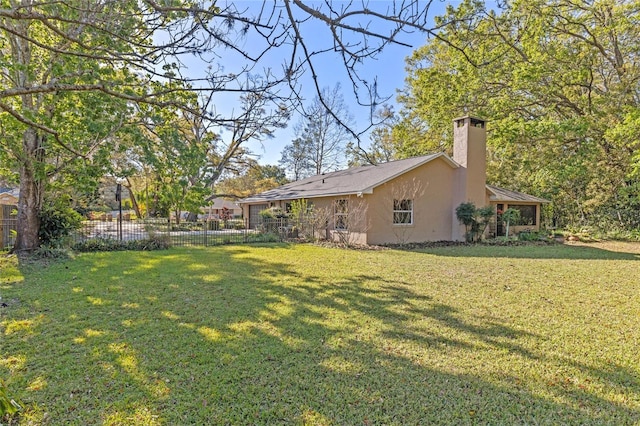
(13, 129), (45, 253)
(124, 177), (142, 218)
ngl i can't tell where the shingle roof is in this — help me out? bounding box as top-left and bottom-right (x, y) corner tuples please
(241, 153), (458, 203)
(486, 185), (550, 203)
(208, 198), (241, 210)
(0, 187), (19, 197)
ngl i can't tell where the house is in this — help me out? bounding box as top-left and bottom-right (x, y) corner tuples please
(201, 198), (243, 219)
(0, 187), (19, 206)
(239, 116), (549, 244)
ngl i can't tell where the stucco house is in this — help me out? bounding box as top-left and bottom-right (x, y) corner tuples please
(239, 116), (548, 244)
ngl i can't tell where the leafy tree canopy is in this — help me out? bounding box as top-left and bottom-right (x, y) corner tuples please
(216, 161), (288, 199)
(398, 0), (640, 230)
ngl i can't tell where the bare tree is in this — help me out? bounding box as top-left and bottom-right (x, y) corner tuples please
(348, 105), (400, 166)
(279, 138), (312, 181)
(286, 84), (353, 176)
(333, 196), (370, 247)
(382, 178), (426, 245)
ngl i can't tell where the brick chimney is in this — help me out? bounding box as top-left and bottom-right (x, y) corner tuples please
(451, 116), (487, 240)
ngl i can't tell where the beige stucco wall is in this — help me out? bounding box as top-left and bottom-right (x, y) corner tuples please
(365, 157), (456, 245)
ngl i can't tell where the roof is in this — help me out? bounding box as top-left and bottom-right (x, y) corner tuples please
(207, 198), (241, 210)
(241, 153), (458, 203)
(0, 187), (18, 195)
(0, 187), (19, 204)
(486, 185), (550, 203)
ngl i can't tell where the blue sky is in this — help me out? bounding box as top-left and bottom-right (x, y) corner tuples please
(181, 1), (464, 166)
(246, 17), (430, 165)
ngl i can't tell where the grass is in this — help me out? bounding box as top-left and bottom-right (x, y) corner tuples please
(1, 242), (639, 425)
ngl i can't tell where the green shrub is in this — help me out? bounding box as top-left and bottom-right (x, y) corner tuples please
(72, 236), (171, 252)
(600, 228), (640, 241)
(30, 246), (73, 261)
(517, 230), (544, 242)
(455, 202), (494, 242)
(259, 208), (276, 219)
(500, 208), (521, 237)
(38, 198), (83, 246)
(259, 207), (287, 219)
(244, 232), (279, 243)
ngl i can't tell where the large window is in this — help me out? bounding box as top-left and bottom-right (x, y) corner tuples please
(510, 204), (537, 226)
(334, 199), (348, 230)
(393, 199), (413, 225)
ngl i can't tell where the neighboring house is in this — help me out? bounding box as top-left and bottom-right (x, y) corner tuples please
(0, 187), (19, 206)
(201, 198), (243, 219)
(239, 116), (549, 244)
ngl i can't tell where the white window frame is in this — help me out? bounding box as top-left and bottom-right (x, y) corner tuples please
(393, 199), (413, 225)
(334, 199), (348, 230)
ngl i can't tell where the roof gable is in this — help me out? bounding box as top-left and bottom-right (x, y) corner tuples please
(0, 188), (19, 205)
(208, 198), (241, 210)
(242, 153), (458, 203)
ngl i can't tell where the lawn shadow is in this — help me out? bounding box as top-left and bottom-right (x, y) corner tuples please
(409, 242), (640, 260)
(1, 246), (638, 424)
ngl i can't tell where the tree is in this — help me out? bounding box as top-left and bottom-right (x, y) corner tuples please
(0, 1), (205, 252)
(501, 208), (521, 238)
(279, 138), (313, 181)
(332, 196), (370, 247)
(347, 105), (400, 166)
(399, 0), (640, 231)
(1, 1), (453, 252)
(215, 161), (288, 199)
(280, 84), (353, 179)
(381, 177), (425, 245)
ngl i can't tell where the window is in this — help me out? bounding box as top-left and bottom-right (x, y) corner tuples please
(393, 199), (413, 225)
(334, 199), (348, 230)
(510, 204), (537, 226)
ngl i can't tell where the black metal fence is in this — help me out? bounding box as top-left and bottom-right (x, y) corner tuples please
(1, 217), (322, 251)
(71, 217), (318, 247)
(1, 219), (17, 250)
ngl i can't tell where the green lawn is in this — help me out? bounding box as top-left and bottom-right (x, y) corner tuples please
(1, 242), (639, 425)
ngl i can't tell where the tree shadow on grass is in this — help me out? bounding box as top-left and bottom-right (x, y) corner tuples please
(408, 242), (640, 260)
(1, 246), (639, 424)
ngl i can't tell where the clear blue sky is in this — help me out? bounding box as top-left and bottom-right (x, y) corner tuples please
(182, 1), (465, 166)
